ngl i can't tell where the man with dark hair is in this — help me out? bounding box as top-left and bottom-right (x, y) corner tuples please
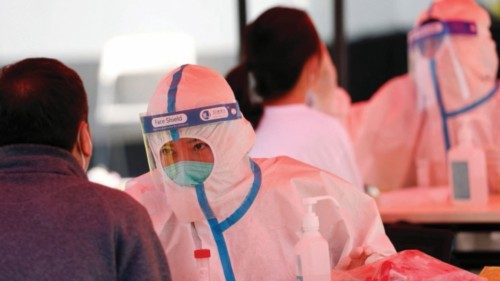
(0, 58), (171, 281)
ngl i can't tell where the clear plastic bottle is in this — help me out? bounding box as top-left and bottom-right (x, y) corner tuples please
(447, 119), (488, 205)
(295, 197), (334, 281)
(194, 249), (211, 281)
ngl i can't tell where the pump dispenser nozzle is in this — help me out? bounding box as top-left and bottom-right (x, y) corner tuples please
(301, 196), (339, 233)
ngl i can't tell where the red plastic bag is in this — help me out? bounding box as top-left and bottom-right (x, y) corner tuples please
(332, 250), (485, 281)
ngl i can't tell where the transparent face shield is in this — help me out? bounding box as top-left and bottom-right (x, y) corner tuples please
(140, 102), (243, 187)
(408, 20), (478, 112)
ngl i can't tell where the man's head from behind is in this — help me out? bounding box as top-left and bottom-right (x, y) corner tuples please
(0, 58), (92, 169)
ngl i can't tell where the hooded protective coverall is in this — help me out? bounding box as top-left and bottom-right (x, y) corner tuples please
(126, 64), (395, 281)
(351, 0), (500, 191)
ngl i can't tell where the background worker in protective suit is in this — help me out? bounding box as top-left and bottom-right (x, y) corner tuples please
(226, 7), (363, 191)
(351, 0), (500, 191)
(126, 64), (395, 280)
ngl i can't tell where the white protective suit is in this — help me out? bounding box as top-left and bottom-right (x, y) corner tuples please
(351, 0), (500, 191)
(126, 64), (395, 281)
(251, 104), (364, 191)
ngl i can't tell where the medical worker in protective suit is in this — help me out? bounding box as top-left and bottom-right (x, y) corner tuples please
(352, 0), (500, 191)
(125, 64), (395, 281)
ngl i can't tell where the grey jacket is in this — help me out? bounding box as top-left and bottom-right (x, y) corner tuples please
(0, 144), (170, 281)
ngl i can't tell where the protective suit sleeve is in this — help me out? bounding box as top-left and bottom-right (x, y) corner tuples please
(125, 171), (172, 234)
(314, 171), (396, 269)
(349, 75), (423, 190)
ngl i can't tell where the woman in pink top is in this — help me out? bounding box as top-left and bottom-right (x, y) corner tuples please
(226, 7), (363, 190)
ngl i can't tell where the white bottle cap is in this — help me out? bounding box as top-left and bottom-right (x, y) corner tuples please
(302, 201), (320, 232)
(302, 196), (339, 233)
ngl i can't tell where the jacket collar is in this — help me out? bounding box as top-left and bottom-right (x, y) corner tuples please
(0, 144), (87, 179)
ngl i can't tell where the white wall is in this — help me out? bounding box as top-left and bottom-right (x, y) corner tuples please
(247, 0), (432, 42)
(0, 0), (435, 63)
(0, 0), (239, 62)
(247, 0), (333, 42)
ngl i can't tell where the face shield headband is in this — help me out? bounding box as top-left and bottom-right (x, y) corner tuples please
(140, 102), (243, 173)
(408, 21), (499, 151)
(140, 65), (261, 281)
(141, 102), (243, 133)
(408, 20), (477, 54)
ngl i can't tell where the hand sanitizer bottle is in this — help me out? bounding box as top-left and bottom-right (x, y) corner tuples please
(447, 118), (488, 205)
(295, 196), (337, 281)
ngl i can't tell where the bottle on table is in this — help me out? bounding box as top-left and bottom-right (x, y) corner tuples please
(295, 196), (337, 281)
(447, 118), (488, 205)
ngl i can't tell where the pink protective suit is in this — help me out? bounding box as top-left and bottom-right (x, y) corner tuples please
(126, 64), (395, 280)
(351, 0), (500, 191)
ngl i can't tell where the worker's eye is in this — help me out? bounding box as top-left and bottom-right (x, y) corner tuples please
(161, 146), (176, 157)
(192, 141), (209, 152)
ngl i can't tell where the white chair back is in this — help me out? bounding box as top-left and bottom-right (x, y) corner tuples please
(93, 31), (196, 172)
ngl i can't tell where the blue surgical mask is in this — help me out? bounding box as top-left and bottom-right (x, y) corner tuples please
(163, 161), (213, 186)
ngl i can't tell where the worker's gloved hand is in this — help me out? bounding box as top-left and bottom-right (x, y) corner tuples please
(337, 246), (375, 270)
(310, 43), (337, 100)
(309, 44), (351, 122)
(486, 146), (500, 193)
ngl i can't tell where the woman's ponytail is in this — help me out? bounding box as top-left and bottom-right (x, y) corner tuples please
(226, 63), (264, 129)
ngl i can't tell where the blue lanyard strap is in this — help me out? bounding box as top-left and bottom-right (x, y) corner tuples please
(219, 160), (261, 231)
(430, 59), (452, 151)
(195, 159), (262, 281)
(195, 185), (235, 280)
(166, 65), (186, 141)
(446, 82), (499, 118)
(167, 64), (186, 114)
(430, 59), (499, 151)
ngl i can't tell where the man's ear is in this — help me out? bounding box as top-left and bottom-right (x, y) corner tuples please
(77, 121), (92, 158)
